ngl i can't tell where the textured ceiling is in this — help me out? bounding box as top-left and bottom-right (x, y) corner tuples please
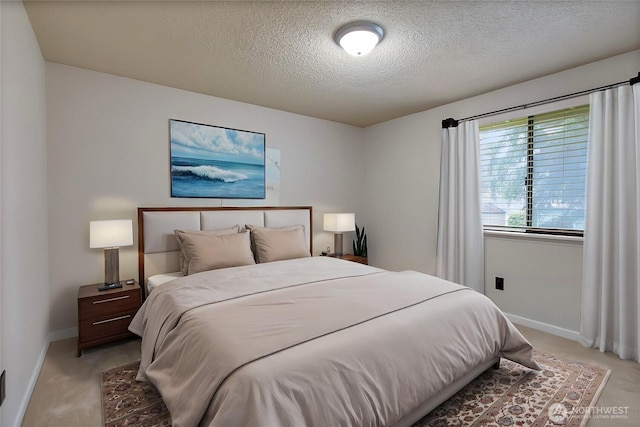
(24, 1), (640, 127)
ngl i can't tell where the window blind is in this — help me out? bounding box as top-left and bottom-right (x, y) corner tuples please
(479, 105), (589, 235)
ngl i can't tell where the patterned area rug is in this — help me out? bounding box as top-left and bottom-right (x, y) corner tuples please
(101, 350), (609, 427)
(101, 362), (170, 427)
(412, 350), (610, 427)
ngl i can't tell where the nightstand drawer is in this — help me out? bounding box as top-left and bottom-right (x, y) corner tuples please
(77, 281), (142, 356)
(79, 308), (138, 342)
(78, 289), (141, 319)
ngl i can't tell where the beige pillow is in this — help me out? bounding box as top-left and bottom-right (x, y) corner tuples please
(245, 224), (310, 263)
(174, 225), (240, 274)
(173, 230), (255, 275)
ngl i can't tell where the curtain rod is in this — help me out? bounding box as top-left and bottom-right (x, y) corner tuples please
(442, 71), (639, 128)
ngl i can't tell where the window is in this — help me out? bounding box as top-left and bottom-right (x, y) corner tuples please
(479, 105), (589, 236)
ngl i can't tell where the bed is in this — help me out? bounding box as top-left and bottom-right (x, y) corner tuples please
(130, 206), (540, 427)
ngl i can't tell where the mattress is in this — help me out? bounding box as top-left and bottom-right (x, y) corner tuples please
(130, 257), (539, 427)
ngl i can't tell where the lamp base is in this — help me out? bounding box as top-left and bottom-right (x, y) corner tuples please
(104, 247), (120, 285)
(333, 233), (344, 257)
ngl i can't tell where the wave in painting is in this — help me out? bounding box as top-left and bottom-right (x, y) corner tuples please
(171, 165), (248, 183)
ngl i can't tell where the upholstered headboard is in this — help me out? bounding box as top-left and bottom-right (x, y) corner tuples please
(137, 206), (312, 296)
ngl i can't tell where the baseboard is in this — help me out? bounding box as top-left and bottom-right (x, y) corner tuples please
(505, 313), (580, 341)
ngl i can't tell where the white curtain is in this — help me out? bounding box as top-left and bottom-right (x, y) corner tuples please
(436, 120), (484, 293)
(581, 84), (640, 362)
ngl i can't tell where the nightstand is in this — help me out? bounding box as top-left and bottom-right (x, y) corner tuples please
(77, 280), (141, 356)
(327, 253), (369, 265)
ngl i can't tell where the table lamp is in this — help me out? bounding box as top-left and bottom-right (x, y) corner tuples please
(90, 219), (133, 287)
(323, 213), (355, 257)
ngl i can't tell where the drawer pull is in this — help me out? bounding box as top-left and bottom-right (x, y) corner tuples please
(93, 315), (131, 326)
(93, 295), (129, 304)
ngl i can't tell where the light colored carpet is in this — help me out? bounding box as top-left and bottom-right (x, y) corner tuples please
(21, 325), (640, 426)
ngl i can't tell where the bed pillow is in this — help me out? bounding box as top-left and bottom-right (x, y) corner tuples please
(174, 225), (240, 274)
(244, 224), (303, 260)
(245, 224), (310, 263)
(173, 230), (255, 275)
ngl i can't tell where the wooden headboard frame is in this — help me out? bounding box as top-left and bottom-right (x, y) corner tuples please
(137, 206), (313, 298)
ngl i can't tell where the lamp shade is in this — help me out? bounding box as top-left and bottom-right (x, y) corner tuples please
(90, 220), (133, 248)
(323, 213), (356, 233)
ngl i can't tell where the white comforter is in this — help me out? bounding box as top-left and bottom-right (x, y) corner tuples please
(130, 257), (539, 427)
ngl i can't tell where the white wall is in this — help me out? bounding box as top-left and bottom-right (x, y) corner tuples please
(483, 235), (583, 333)
(1, 2), (50, 426)
(46, 63), (366, 332)
(362, 50), (640, 334)
(359, 112), (441, 272)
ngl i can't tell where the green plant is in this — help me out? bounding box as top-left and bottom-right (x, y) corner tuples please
(352, 224), (367, 257)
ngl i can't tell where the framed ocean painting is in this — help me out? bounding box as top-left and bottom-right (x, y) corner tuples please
(169, 119), (266, 199)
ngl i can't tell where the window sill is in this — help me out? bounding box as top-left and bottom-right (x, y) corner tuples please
(483, 229), (583, 246)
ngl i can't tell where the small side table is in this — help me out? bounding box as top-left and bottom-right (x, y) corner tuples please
(327, 253), (369, 265)
(77, 280), (141, 356)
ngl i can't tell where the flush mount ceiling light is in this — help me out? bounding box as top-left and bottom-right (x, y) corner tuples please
(334, 21), (384, 56)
